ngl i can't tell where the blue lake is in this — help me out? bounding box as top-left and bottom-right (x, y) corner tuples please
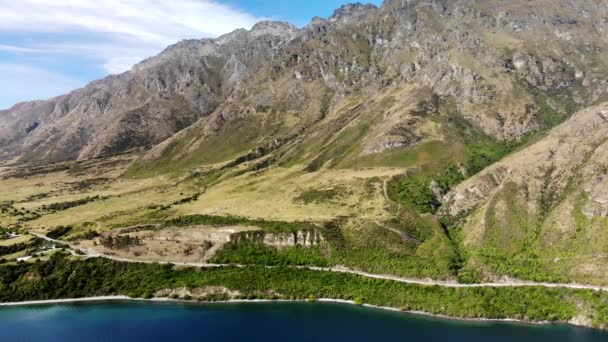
(0, 301), (606, 341)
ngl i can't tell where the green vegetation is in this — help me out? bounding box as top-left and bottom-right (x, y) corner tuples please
(164, 214), (316, 233)
(0, 202), (41, 222)
(148, 192), (203, 212)
(463, 138), (523, 176)
(127, 113), (284, 177)
(483, 182), (534, 253)
(391, 176), (441, 213)
(573, 192), (592, 233)
(333, 216), (458, 279)
(434, 165), (466, 194)
(68, 230), (101, 241)
(212, 243), (329, 267)
(0, 228), (18, 240)
(46, 226), (73, 240)
(460, 190), (608, 285)
(331, 247), (450, 280)
(223, 137), (292, 170)
(0, 239), (42, 258)
(339, 140), (460, 170)
(293, 187), (347, 204)
(171, 193), (201, 206)
(1, 255), (607, 327)
(522, 79), (580, 129)
(390, 112), (531, 214)
(41, 196), (108, 213)
(473, 248), (570, 283)
(204, 217), (458, 280)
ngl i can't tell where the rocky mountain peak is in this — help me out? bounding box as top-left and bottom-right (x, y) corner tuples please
(214, 28), (250, 46)
(250, 21), (299, 40)
(329, 3), (378, 23)
(133, 38), (216, 73)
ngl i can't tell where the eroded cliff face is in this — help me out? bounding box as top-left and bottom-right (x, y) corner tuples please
(2, 0), (607, 167)
(263, 230), (325, 248)
(229, 229), (325, 249)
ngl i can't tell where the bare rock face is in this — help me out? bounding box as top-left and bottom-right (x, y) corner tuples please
(1, 0), (608, 164)
(329, 3), (378, 25)
(228, 230), (325, 249)
(263, 230), (325, 249)
(250, 21), (299, 41)
(513, 52), (576, 91)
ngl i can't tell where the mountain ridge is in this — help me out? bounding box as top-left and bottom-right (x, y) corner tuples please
(2, 0), (608, 166)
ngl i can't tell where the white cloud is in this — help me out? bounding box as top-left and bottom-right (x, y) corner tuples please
(31, 41), (162, 74)
(0, 63), (85, 109)
(0, 44), (45, 53)
(0, 0), (263, 74)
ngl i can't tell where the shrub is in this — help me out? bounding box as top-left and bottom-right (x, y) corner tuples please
(46, 226), (73, 240)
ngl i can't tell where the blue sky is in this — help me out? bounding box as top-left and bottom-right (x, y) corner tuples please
(0, 0), (381, 110)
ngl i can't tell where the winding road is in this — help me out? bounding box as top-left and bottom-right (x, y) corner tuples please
(30, 231), (608, 293)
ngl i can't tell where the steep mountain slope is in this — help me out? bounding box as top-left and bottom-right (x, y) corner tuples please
(2, 0), (608, 169)
(133, 0), (608, 175)
(442, 102), (608, 284)
(0, 21), (299, 162)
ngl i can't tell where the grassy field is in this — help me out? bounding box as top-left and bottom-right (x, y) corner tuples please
(0, 131), (465, 279)
(0, 235), (32, 247)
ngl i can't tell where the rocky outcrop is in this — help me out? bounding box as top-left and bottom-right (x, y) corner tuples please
(156, 286), (242, 300)
(229, 229), (325, 249)
(329, 3), (378, 25)
(512, 53), (576, 92)
(263, 230), (325, 249)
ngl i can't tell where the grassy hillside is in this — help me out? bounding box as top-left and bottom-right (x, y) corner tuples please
(443, 102), (608, 285)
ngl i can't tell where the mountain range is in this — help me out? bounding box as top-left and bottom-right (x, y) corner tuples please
(2, 0), (608, 291)
(2, 0), (606, 166)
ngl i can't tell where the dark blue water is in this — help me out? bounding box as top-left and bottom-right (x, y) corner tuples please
(0, 301), (606, 342)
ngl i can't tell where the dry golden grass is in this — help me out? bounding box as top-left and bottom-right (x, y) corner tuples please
(176, 166), (400, 222)
(0, 153), (403, 234)
(0, 235), (32, 246)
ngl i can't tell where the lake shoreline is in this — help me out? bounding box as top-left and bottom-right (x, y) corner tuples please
(0, 295), (598, 330)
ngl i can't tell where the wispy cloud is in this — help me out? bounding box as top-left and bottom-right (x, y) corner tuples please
(0, 0), (263, 74)
(0, 63), (85, 109)
(0, 44), (46, 53)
